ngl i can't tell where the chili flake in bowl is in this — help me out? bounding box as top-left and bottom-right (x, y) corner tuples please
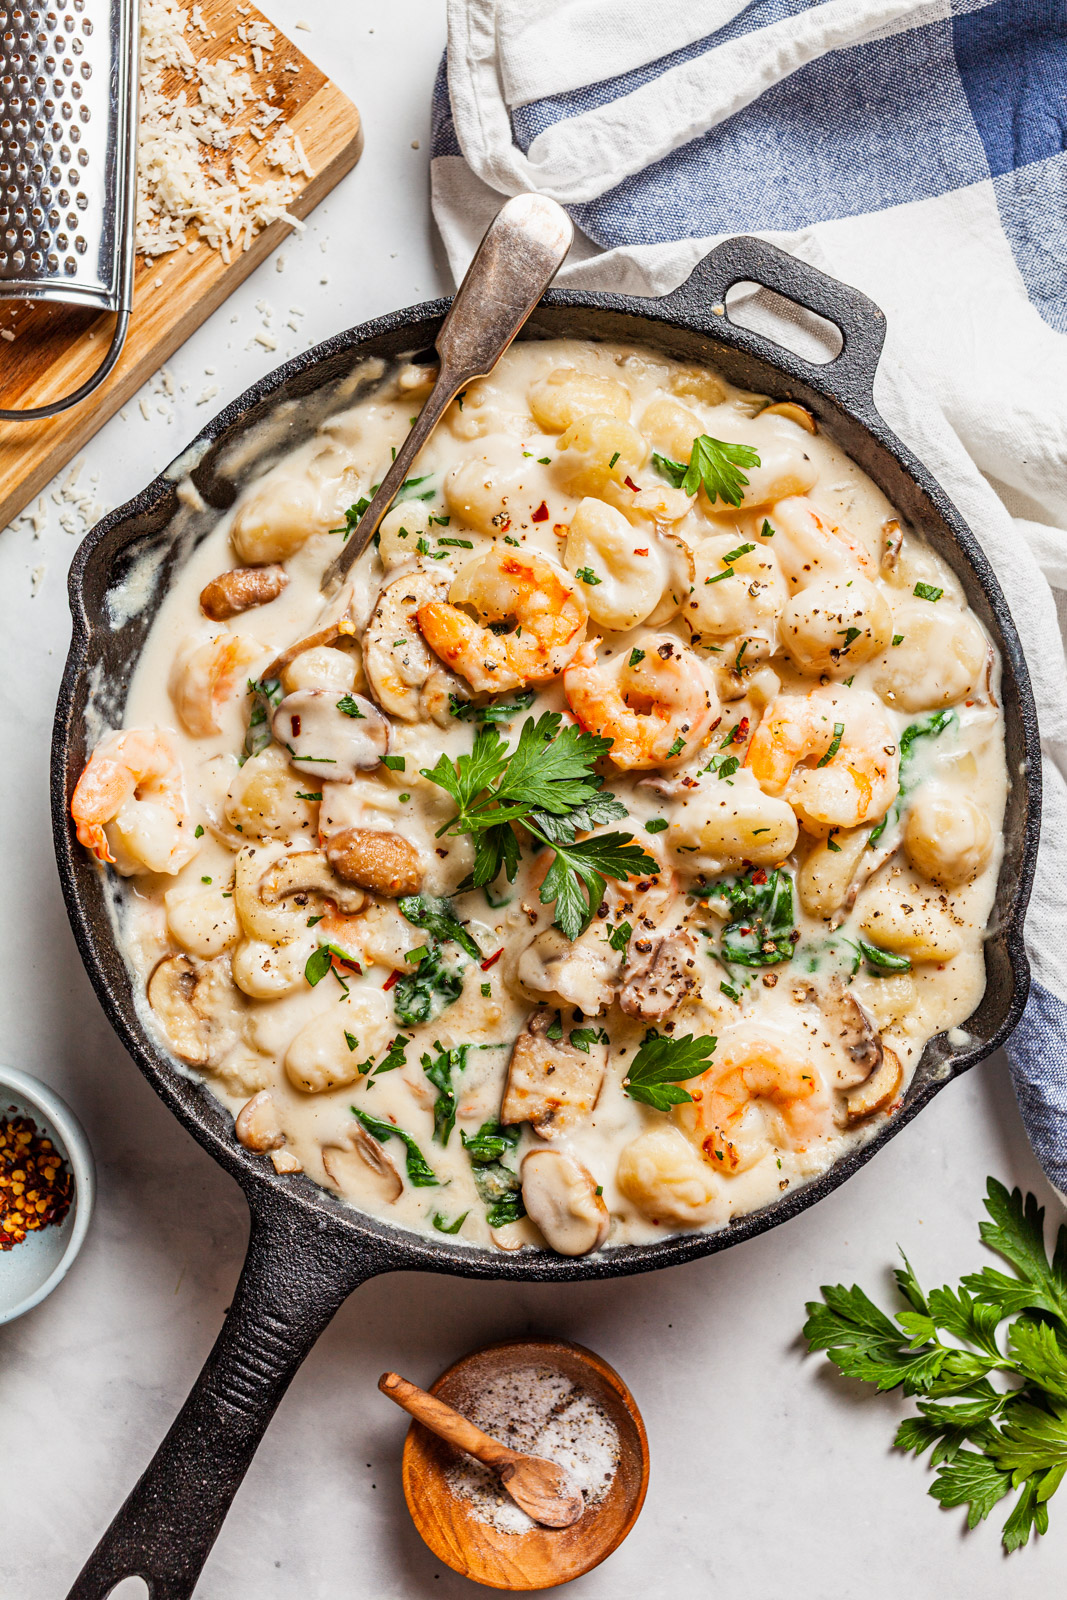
(0, 1112), (74, 1247)
(0, 1066), (95, 1323)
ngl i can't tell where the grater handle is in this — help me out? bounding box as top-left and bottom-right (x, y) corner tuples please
(0, 310), (130, 422)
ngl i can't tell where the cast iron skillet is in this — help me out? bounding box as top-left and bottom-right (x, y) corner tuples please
(54, 236), (1040, 1598)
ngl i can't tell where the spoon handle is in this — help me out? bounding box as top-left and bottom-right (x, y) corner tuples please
(320, 193), (572, 597)
(378, 1371), (519, 1472)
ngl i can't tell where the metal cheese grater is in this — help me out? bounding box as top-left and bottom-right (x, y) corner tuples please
(0, 0), (138, 420)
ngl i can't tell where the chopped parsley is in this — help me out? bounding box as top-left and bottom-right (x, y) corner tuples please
(336, 694), (365, 719)
(575, 566), (602, 586)
(628, 648), (646, 668)
(645, 818), (669, 834)
(381, 755), (406, 772)
(817, 722), (845, 768)
(914, 582), (943, 603)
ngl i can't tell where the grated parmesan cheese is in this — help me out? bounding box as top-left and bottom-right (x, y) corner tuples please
(136, 0), (314, 264)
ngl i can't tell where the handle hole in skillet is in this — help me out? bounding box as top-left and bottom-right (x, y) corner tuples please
(105, 1581), (150, 1599)
(724, 280), (844, 365)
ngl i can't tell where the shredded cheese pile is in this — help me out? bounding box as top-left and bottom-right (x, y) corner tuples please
(137, 0), (314, 264)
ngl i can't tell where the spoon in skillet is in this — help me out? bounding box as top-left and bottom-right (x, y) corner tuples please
(318, 193), (573, 601)
(379, 1370), (586, 1529)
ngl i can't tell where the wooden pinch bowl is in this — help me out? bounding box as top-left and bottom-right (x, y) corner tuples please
(400, 1338), (649, 1591)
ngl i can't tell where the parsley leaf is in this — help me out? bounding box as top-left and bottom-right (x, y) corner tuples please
(352, 1108), (438, 1187)
(623, 1030), (717, 1112)
(608, 920), (632, 953)
(681, 435), (761, 508)
(914, 581), (944, 602)
(336, 694), (365, 719)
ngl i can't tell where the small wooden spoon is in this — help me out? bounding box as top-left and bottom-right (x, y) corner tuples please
(378, 1370), (585, 1529)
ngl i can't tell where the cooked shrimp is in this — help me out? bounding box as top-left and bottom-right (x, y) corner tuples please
(170, 633), (263, 737)
(674, 1026), (830, 1174)
(745, 685), (899, 835)
(564, 634), (719, 769)
(71, 729), (198, 874)
(765, 495), (876, 586)
(417, 546), (588, 693)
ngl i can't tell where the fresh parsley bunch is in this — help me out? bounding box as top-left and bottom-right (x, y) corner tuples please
(804, 1179), (1067, 1552)
(653, 434), (761, 508)
(422, 711), (656, 939)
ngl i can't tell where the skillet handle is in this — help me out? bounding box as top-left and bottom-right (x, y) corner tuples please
(658, 234), (887, 416)
(65, 1198), (381, 1600)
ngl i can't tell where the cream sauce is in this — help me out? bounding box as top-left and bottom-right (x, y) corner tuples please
(82, 340), (1008, 1254)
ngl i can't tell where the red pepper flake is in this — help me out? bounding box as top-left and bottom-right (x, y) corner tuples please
(553, 522), (568, 536)
(732, 716), (750, 744)
(624, 475), (640, 492)
(751, 868), (768, 886)
(531, 501), (549, 522)
(480, 948), (504, 971)
(382, 969), (401, 991)
(0, 1112), (73, 1250)
(290, 714), (301, 737)
(633, 547), (648, 556)
(331, 954), (362, 976)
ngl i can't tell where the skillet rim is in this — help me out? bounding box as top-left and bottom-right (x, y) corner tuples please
(50, 262), (1041, 1286)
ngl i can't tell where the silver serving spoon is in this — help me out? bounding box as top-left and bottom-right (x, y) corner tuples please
(319, 193), (573, 599)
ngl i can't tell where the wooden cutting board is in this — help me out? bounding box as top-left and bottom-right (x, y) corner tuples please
(0, 0), (363, 530)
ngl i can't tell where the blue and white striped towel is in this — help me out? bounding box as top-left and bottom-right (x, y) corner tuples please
(431, 0), (1067, 1198)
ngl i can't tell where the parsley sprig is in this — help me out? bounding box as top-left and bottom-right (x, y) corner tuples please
(623, 1030), (717, 1112)
(804, 1179), (1067, 1552)
(653, 435), (761, 507)
(422, 713), (656, 939)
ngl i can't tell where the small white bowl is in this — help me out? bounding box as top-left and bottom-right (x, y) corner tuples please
(0, 1065), (95, 1324)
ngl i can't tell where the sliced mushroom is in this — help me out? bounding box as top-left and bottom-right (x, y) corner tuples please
(501, 1008), (608, 1138)
(363, 570), (465, 726)
(234, 1090), (285, 1152)
(520, 1150), (609, 1256)
(512, 925), (622, 1017)
(259, 849), (366, 913)
(273, 689), (389, 780)
(261, 619), (358, 683)
(762, 400), (817, 434)
(845, 1046), (903, 1121)
(620, 929), (699, 1022)
(802, 976), (882, 1088)
(321, 1124), (403, 1203)
(147, 954), (210, 1065)
(325, 828), (423, 897)
(270, 1149), (303, 1174)
(200, 565), (289, 621)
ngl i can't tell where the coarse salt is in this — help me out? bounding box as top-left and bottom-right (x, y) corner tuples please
(444, 1367), (619, 1535)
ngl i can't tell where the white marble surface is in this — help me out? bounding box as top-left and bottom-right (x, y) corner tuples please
(1, 3), (1062, 1594)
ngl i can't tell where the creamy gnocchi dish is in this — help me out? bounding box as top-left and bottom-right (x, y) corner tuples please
(71, 340), (1007, 1256)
